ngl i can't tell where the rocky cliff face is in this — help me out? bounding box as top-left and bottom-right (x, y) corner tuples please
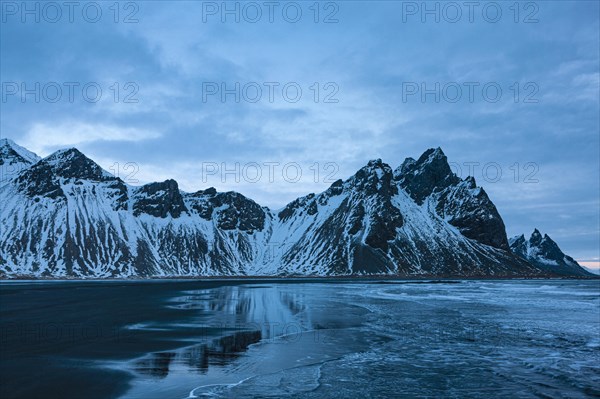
(397, 148), (510, 250)
(263, 155), (535, 277)
(509, 230), (592, 277)
(0, 139), (581, 278)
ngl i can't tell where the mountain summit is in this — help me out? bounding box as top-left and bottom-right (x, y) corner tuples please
(509, 230), (592, 276)
(0, 140), (588, 278)
(0, 138), (41, 184)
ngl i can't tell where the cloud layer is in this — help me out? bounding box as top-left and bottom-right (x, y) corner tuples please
(1, 1), (598, 260)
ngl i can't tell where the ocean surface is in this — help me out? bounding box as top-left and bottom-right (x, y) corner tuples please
(0, 279), (598, 398)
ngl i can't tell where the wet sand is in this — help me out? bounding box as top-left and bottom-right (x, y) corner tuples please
(1, 279), (598, 399)
(0, 280), (246, 399)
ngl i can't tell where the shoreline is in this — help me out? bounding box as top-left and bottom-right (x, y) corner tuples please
(1, 275), (598, 283)
(2, 278), (598, 398)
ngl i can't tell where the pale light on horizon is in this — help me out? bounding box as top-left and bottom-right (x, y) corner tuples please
(578, 261), (600, 274)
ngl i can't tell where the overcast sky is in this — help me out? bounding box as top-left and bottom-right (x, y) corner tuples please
(1, 1), (598, 264)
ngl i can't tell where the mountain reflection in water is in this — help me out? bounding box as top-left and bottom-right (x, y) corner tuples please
(134, 330), (262, 378)
(128, 285), (315, 381)
(2, 280), (597, 399)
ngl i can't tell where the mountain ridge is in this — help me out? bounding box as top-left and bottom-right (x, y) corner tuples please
(509, 229), (593, 277)
(0, 138), (590, 278)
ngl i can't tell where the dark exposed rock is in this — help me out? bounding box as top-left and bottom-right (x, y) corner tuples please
(510, 229), (593, 277)
(349, 159), (399, 197)
(396, 148), (460, 205)
(280, 158), (405, 272)
(13, 148), (120, 200)
(15, 162), (65, 200)
(435, 177), (510, 250)
(394, 150), (510, 251)
(0, 139), (38, 166)
(0, 140), (587, 278)
(105, 179), (129, 211)
(0, 139), (41, 182)
(213, 192), (265, 232)
(347, 203), (365, 236)
(278, 193), (317, 222)
(187, 190), (266, 232)
(398, 157), (416, 175)
(43, 148), (112, 181)
(348, 160), (403, 252)
(325, 179), (344, 196)
(133, 179), (187, 218)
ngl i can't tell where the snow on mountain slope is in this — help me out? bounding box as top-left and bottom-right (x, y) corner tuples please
(509, 229), (593, 277)
(0, 147), (271, 277)
(0, 140), (572, 278)
(263, 157), (536, 277)
(0, 138), (41, 186)
(398, 148), (510, 250)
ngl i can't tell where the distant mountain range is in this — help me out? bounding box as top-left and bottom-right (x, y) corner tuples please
(0, 138), (593, 278)
(509, 229), (592, 277)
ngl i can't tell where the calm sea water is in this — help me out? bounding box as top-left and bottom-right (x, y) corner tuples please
(1, 279), (599, 398)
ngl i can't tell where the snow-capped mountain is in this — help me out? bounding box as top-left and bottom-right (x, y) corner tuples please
(264, 151), (534, 276)
(509, 229), (593, 277)
(0, 139), (582, 278)
(0, 138), (40, 186)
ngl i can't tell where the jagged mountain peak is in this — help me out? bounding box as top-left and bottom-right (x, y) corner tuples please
(45, 147), (82, 161)
(530, 228), (543, 245)
(528, 230), (563, 253)
(510, 229), (592, 277)
(396, 147), (460, 205)
(41, 147), (113, 181)
(352, 158), (393, 178)
(140, 178), (179, 190)
(278, 192), (319, 222)
(413, 147), (452, 173)
(509, 234), (526, 245)
(396, 157), (416, 176)
(191, 186), (218, 196)
(419, 146), (445, 161)
(0, 138), (41, 166)
(394, 147), (452, 179)
(350, 158), (393, 183)
(327, 178), (343, 191)
(133, 179), (187, 218)
(10, 145), (118, 200)
(315, 179), (344, 202)
(365, 158), (386, 168)
(44, 147), (93, 167)
(0, 141), (588, 278)
(1, 139), (42, 184)
(277, 158), (397, 226)
(186, 187), (267, 232)
(463, 175), (477, 188)
(337, 159), (398, 209)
